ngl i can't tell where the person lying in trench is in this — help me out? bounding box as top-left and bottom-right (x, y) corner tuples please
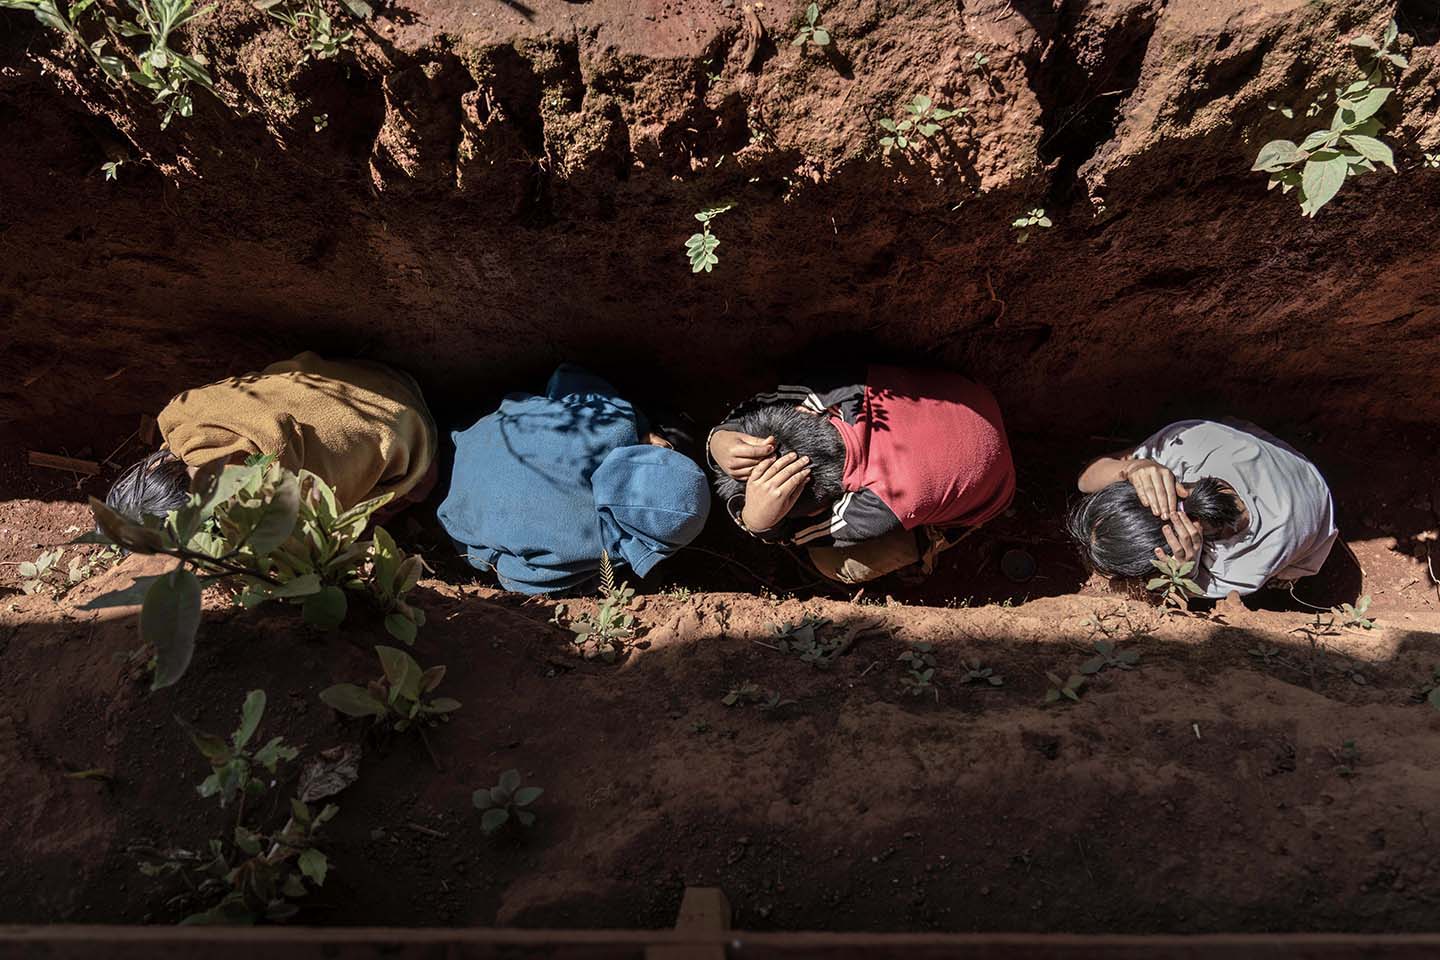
(707, 365), (1016, 585)
(1066, 419), (1338, 597)
(106, 351), (437, 521)
(437, 365), (711, 595)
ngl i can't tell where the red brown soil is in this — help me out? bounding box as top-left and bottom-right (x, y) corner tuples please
(3, 0), (1440, 935)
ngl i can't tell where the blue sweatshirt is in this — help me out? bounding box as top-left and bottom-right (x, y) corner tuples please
(437, 366), (711, 595)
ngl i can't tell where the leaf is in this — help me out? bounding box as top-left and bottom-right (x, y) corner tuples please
(1080, 656), (1105, 675)
(1348, 33), (1378, 51)
(297, 848), (328, 886)
(1252, 139), (1301, 172)
(17, 562), (37, 578)
(337, 0), (371, 16)
(424, 697), (461, 713)
(1341, 134), (1394, 171)
(319, 683), (388, 718)
(419, 665), (446, 693)
(234, 689), (266, 750)
(499, 769), (522, 793)
(180, 717), (232, 765)
(1339, 86), (1391, 124)
(301, 586), (347, 629)
(377, 645), (422, 699)
(812, 28), (829, 45)
(235, 825), (261, 856)
(912, 94), (931, 112)
(917, 122), (939, 137)
(253, 736), (298, 772)
(472, 788), (495, 809)
(271, 573), (322, 598)
(1428, 687), (1440, 712)
(931, 107), (956, 120)
(247, 475), (300, 555)
(1298, 128), (1339, 152)
(384, 612), (418, 645)
(298, 743), (361, 802)
(1146, 577), (1167, 590)
(791, 31), (806, 45)
(89, 496), (169, 553)
(481, 808), (509, 834)
(878, 118), (897, 132)
(145, 568), (203, 690)
(513, 786), (544, 807)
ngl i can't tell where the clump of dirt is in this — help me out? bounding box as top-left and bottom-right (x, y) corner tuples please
(2, 495), (1440, 930)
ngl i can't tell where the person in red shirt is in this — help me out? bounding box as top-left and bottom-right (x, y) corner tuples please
(707, 366), (1016, 584)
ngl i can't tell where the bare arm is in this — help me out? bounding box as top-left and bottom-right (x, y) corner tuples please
(1077, 448), (1182, 520)
(1076, 449), (1138, 493)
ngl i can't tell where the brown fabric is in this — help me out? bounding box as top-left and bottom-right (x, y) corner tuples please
(807, 527), (921, 585)
(158, 352), (436, 508)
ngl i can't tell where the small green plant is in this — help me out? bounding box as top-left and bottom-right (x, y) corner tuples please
(1332, 738), (1360, 778)
(1252, 19), (1406, 216)
(897, 642), (939, 700)
(1080, 640), (1140, 675)
(557, 553), (640, 662)
(790, 2), (829, 48)
(1335, 595), (1374, 630)
(473, 769), (543, 834)
(1425, 152), (1440, 169)
(1248, 643), (1282, 663)
(973, 51), (989, 70)
(102, 159), (125, 180)
(877, 94), (965, 156)
(253, 0), (368, 63)
(179, 689), (299, 807)
(319, 645), (460, 732)
(1011, 208), (1051, 243)
(17, 548), (64, 596)
(722, 681), (763, 706)
(1044, 671), (1086, 704)
(960, 660), (1004, 686)
(133, 797), (337, 924)
(1413, 667), (1440, 711)
(1147, 555), (1203, 610)
(685, 202), (735, 274)
(312, 113), (328, 132)
(87, 458), (427, 689)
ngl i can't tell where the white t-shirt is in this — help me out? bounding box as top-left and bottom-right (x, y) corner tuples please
(1132, 420), (1337, 597)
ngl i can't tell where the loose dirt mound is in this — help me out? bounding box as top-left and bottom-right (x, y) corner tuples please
(2, 495), (1440, 930)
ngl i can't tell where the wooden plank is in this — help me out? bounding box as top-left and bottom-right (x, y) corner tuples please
(27, 452), (101, 476)
(648, 887), (731, 960)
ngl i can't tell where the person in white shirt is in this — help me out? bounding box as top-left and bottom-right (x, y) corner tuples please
(1066, 419), (1338, 597)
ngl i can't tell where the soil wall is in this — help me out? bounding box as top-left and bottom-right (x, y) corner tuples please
(2, 0), (1440, 452)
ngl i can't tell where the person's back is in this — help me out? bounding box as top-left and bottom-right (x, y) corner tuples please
(437, 365), (711, 595)
(1132, 420), (1336, 595)
(108, 352), (436, 522)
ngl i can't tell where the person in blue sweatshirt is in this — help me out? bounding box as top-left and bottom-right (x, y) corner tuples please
(437, 365), (712, 595)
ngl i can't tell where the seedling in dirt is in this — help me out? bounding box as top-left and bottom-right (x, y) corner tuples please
(1011, 208), (1051, 244)
(1248, 643), (1282, 663)
(1334, 595), (1374, 630)
(312, 113), (328, 132)
(973, 51), (989, 71)
(1332, 738), (1360, 778)
(473, 769), (543, 834)
(320, 645), (461, 732)
(16, 548), (63, 596)
(897, 641), (936, 672)
(960, 660), (1004, 687)
(1425, 153), (1440, 169)
(1147, 555), (1203, 610)
(179, 689), (299, 808)
(254, 0), (370, 64)
(685, 202), (735, 274)
(1252, 19), (1406, 216)
(722, 681), (764, 706)
(133, 797), (338, 924)
(770, 614), (871, 669)
(877, 94), (965, 156)
(899, 665), (938, 701)
(558, 552), (640, 662)
(2, 0), (219, 129)
(1080, 640), (1140, 675)
(790, 2), (830, 48)
(87, 458), (428, 689)
(1044, 671), (1086, 704)
(102, 159), (124, 180)
(761, 690), (797, 712)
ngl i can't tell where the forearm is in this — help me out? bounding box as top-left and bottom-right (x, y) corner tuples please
(1077, 453), (1136, 492)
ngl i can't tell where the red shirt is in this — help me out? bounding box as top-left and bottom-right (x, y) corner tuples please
(830, 366), (1015, 529)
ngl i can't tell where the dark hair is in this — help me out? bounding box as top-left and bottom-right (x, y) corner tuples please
(714, 404), (845, 516)
(1066, 477), (1241, 578)
(636, 405), (702, 463)
(106, 450), (192, 525)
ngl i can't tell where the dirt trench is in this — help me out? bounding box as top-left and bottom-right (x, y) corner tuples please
(3, 0), (1440, 935)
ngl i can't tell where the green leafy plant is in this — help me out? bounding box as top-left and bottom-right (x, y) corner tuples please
(557, 554), (640, 662)
(1011, 208), (1051, 243)
(972, 51), (989, 71)
(1335, 595), (1374, 630)
(133, 797), (337, 924)
(1424, 152), (1439, 169)
(877, 94), (965, 156)
(16, 548), (64, 596)
(473, 769), (543, 834)
(685, 202), (735, 274)
(2, 0), (219, 129)
(790, 2), (829, 48)
(87, 458), (427, 689)
(319, 645), (460, 732)
(102, 158), (125, 179)
(179, 689), (299, 807)
(1413, 667), (1440, 711)
(960, 659), (1004, 687)
(1146, 555), (1203, 610)
(1080, 640), (1140, 675)
(1044, 671), (1086, 704)
(1252, 20), (1406, 216)
(253, 0), (368, 63)
(897, 642), (939, 700)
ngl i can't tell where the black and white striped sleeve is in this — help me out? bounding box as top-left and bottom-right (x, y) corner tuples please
(787, 487), (903, 548)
